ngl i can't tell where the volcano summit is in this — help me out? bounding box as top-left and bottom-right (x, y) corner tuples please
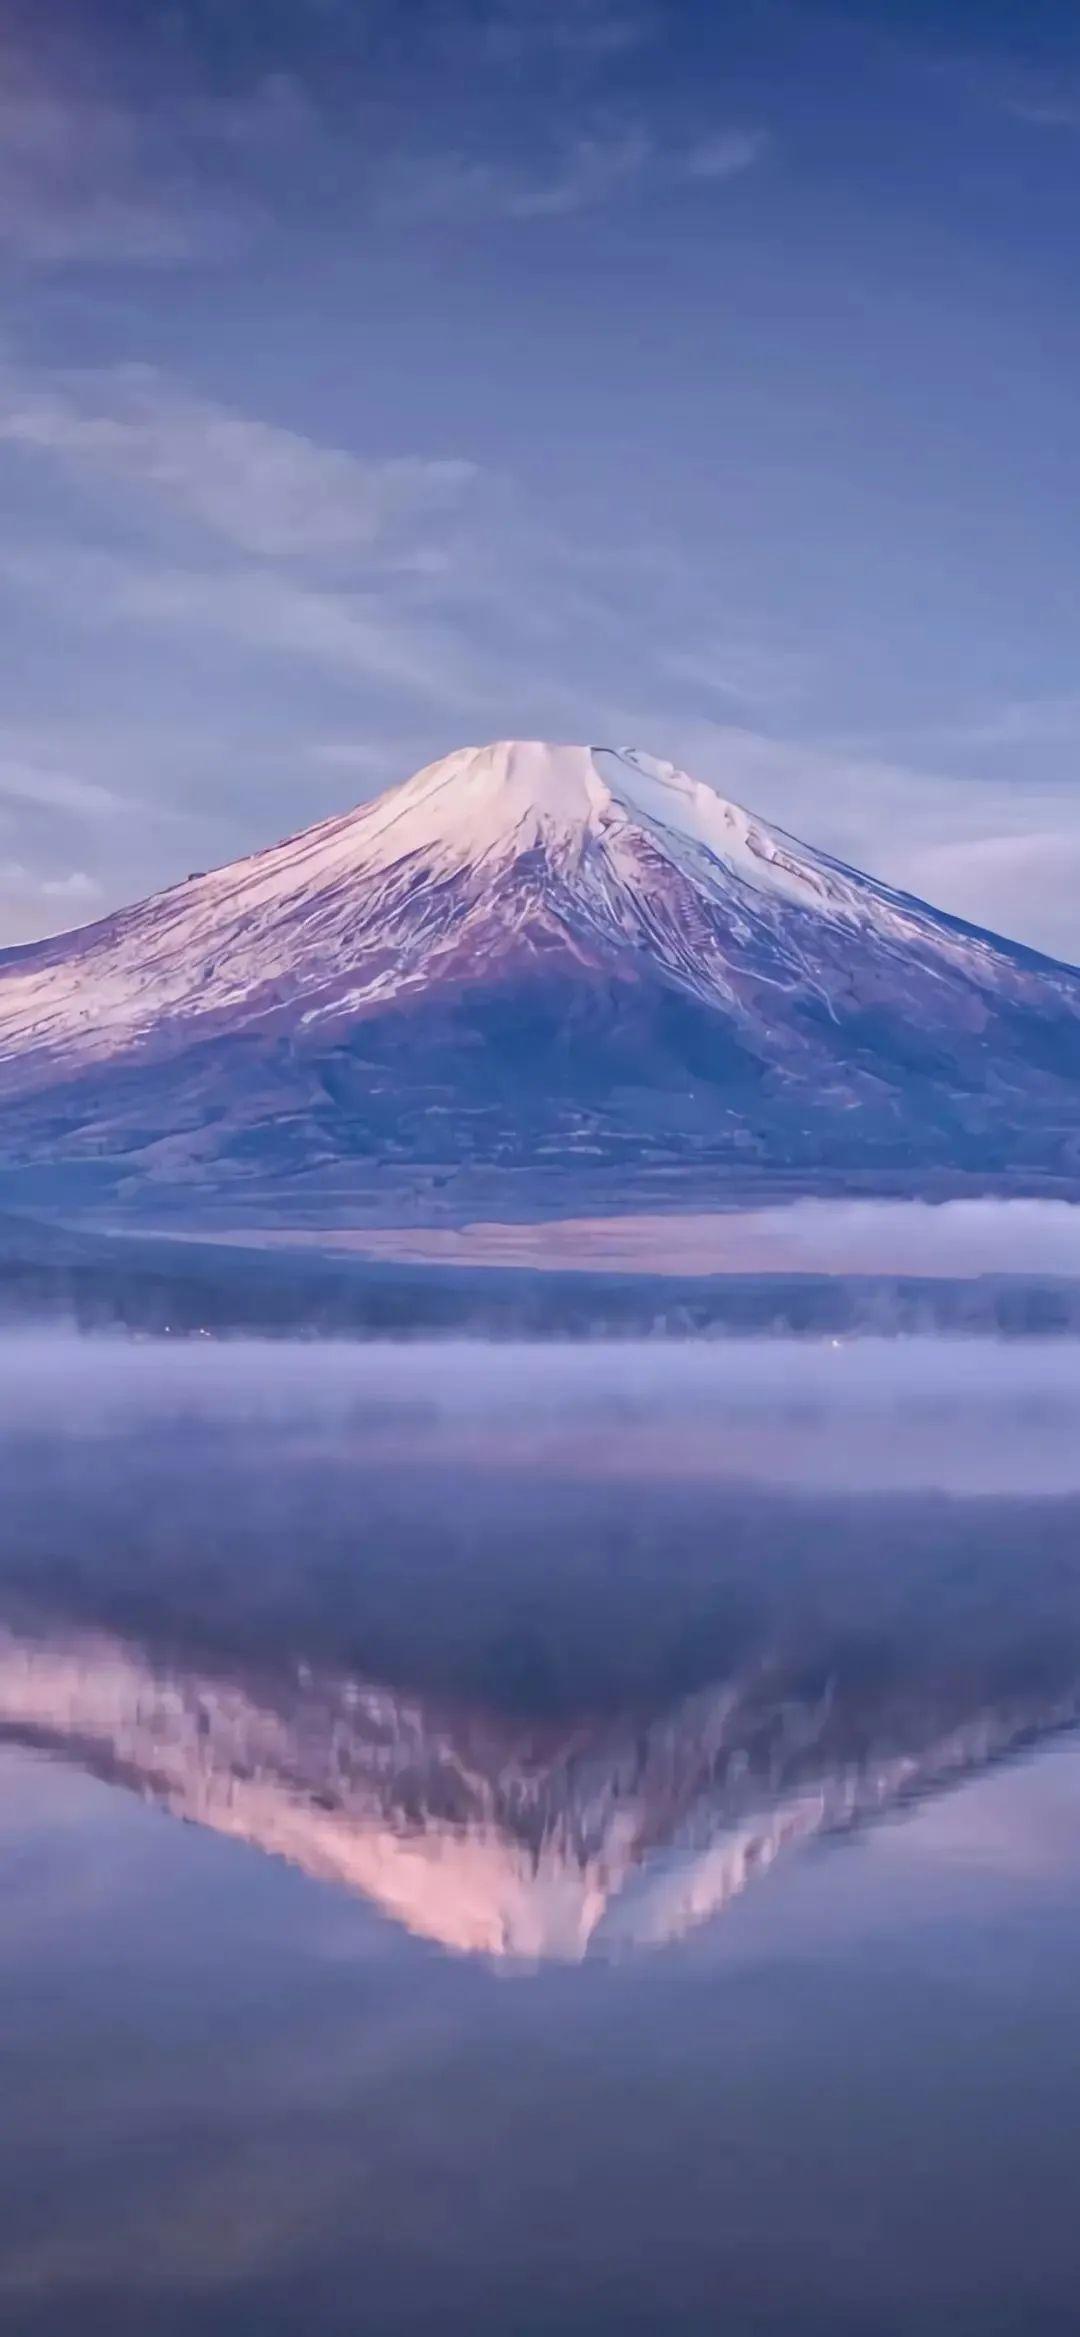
(0, 740), (1078, 1218)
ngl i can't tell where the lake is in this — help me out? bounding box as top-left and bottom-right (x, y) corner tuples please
(2, 1336), (1080, 2335)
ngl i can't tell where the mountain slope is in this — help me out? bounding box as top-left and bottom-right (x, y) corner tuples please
(1, 739), (1078, 1215)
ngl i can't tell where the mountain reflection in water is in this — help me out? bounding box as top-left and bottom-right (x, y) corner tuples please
(2, 1619), (1078, 1962)
(2, 1339), (1080, 1964)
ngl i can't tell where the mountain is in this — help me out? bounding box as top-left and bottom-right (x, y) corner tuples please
(1, 738), (1079, 1218)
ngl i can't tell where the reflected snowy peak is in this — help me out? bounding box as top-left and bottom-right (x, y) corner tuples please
(2, 1614), (1076, 1963)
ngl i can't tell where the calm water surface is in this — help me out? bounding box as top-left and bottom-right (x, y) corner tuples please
(2, 1337), (1080, 2336)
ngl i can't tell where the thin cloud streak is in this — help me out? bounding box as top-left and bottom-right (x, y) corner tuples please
(379, 130), (652, 221)
(478, 0), (657, 64)
(0, 541), (494, 711)
(0, 863), (99, 903)
(682, 128), (768, 180)
(661, 638), (812, 707)
(904, 697), (1080, 753)
(380, 120), (764, 221)
(0, 363), (478, 559)
(0, 757), (124, 820)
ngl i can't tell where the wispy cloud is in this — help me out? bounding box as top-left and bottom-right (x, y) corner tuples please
(0, 756), (124, 821)
(0, 54), (249, 266)
(839, 695), (1080, 761)
(382, 118), (765, 222)
(933, 47), (1080, 135)
(505, 129), (654, 216)
(0, 860), (102, 944)
(479, 0), (656, 63)
(662, 638), (811, 708)
(0, 363), (478, 560)
(0, 862), (100, 904)
(0, 746), (127, 940)
(0, 542), (489, 711)
(127, 565), (483, 703)
(926, 696), (1080, 751)
(0, 7), (677, 268)
(0, 14), (764, 268)
(1005, 91), (1080, 129)
(381, 127), (654, 221)
(681, 128), (768, 181)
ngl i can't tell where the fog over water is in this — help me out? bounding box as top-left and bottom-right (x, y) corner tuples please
(3, 1328), (1080, 1491)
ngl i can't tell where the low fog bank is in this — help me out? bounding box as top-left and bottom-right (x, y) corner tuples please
(707, 1197), (1080, 1278)
(339, 1197), (1080, 1277)
(4, 1197), (1080, 1341)
(2, 1331), (1080, 1493)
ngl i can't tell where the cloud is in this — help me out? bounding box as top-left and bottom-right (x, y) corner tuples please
(0, 16), (764, 274)
(0, 757), (124, 820)
(907, 696), (1080, 753)
(1006, 93), (1080, 129)
(187, 70), (324, 153)
(0, 541), (489, 710)
(381, 127), (653, 221)
(0, 57), (248, 266)
(935, 48), (1080, 135)
(380, 118), (764, 223)
(682, 129), (768, 181)
(661, 639), (812, 707)
(507, 129), (653, 216)
(479, 0), (656, 64)
(132, 567), (479, 700)
(0, 9), (667, 269)
(0, 863), (100, 903)
(0, 860), (101, 942)
(0, 748), (123, 941)
(984, 62), (1080, 131)
(0, 364), (477, 560)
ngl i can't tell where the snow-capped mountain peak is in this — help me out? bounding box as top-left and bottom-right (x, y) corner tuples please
(0, 737), (1077, 1213)
(335, 739), (867, 918)
(0, 738), (874, 1087)
(353, 739), (749, 865)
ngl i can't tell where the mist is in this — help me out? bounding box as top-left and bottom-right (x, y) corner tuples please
(353, 1196), (1080, 1276)
(2, 1328), (1080, 1495)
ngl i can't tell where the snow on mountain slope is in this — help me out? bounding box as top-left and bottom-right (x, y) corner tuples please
(0, 739), (1078, 1210)
(0, 740), (1071, 1073)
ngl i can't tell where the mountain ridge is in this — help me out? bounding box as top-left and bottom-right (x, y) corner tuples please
(0, 739), (1078, 1216)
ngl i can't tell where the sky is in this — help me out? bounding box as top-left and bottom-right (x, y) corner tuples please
(2, 0), (1080, 956)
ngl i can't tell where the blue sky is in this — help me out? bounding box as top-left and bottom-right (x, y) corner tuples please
(2, 0), (1080, 954)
